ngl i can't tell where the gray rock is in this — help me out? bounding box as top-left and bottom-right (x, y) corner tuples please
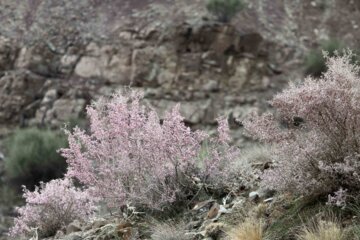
(75, 57), (101, 78)
(249, 191), (259, 201)
(63, 233), (83, 240)
(66, 220), (82, 234)
(91, 218), (108, 229)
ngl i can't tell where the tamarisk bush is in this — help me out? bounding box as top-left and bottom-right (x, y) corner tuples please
(244, 53), (360, 201)
(61, 91), (241, 211)
(9, 178), (95, 238)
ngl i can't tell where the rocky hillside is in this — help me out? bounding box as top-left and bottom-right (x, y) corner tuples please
(2, 0), (360, 139)
(2, 0), (360, 239)
(0, 0), (307, 142)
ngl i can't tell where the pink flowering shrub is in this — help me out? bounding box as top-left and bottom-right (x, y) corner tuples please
(9, 178), (95, 238)
(61, 91), (240, 211)
(244, 53), (360, 199)
(200, 117), (252, 191)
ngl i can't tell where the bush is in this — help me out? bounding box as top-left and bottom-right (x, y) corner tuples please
(206, 0), (245, 23)
(61, 91), (240, 211)
(9, 178), (95, 238)
(210, 144), (271, 191)
(4, 128), (67, 187)
(244, 53), (360, 200)
(305, 39), (343, 77)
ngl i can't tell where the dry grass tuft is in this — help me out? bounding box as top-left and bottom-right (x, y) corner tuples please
(228, 218), (264, 240)
(150, 220), (191, 240)
(297, 219), (345, 240)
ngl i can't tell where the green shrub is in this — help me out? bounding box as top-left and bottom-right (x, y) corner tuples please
(206, 0), (245, 23)
(4, 128), (67, 188)
(304, 39), (343, 77)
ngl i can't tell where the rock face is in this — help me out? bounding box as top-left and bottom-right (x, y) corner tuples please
(0, 2), (290, 143)
(0, 70), (46, 126)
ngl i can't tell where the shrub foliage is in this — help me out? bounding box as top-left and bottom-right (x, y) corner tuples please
(9, 178), (95, 238)
(4, 128), (67, 187)
(61, 91), (240, 211)
(244, 53), (360, 201)
(206, 0), (245, 23)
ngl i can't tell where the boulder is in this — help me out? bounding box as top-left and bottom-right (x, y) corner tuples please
(66, 220), (82, 234)
(75, 48), (131, 84)
(0, 36), (18, 71)
(0, 70), (45, 125)
(75, 57), (101, 78)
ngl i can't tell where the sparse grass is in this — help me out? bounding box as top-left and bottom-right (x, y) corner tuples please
(297, 219), (345, 240)
(351, 225), (360, 240)
(150, 220), (191, 240)
(345, 202), (360, 239)
(265, 197), (336, 240)
(228, 218), (264, 240)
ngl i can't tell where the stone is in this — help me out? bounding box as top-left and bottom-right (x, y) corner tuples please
(206, 203), (220, 219)
(119, 31), (133, 40)
(231, 106), (258, 123)
(63, 233), (83, 240)
(157, 70), (175, 85)
(249, 191), (260, 201)
(0, 36), (18, 71)
(61, 55), (79, 67)
(180, 100), (211, 124)
(55, 230), (65, 238)
(130, 46), (167, 86)
(91, 218), (108, 229)
(202, 80), (219, 91)
(75, 57), (101, 78)
(86, 42), (101, 56)
(14, 47), (32, 69)
(228, 59), (251, 89)
(148, 99), (211, 124)
(15, 43), (61, 77)
(0, 70), (45, 125)
(75, 49), (131, 84)
(193, 199), (215, 211)
(102, 55), (131, 84)
(33, 98), (88, 127)
(42, 89), (58, 105)
(66, 220), (82, 234)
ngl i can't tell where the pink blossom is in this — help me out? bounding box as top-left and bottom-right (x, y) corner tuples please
(60, 90), (240, 210)
(244, 53), (360, 199)
(9, 178), (95, 238)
